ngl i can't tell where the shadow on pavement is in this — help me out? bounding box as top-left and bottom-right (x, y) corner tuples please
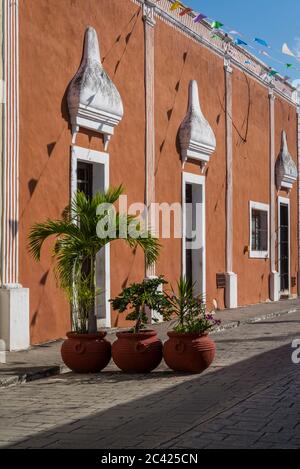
(3, 339), (299, 449)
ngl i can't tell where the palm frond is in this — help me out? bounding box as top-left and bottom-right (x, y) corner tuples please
(29, 185), (161, 333)
(28, 220), (81, 261)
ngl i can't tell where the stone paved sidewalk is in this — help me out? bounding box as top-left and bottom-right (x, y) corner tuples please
(0, 297), (299, 388)
(0, 309), (299, 449)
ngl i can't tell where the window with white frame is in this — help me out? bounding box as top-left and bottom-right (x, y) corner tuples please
(249, 201), (269, 259)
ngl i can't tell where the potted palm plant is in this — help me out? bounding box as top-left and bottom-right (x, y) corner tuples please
(29, 186), (160, 373)
(110, 277), (168, 373)
(163, 278), (221, 374)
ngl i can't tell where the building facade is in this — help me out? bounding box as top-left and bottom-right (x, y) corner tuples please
(0, 0), (299, 349)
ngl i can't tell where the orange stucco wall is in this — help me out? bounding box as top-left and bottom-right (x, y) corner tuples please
(232, 70), (271, 305)
(18, 0), (299, 344)
(19, 0), (146, 342)
(154, 18), (227, 311)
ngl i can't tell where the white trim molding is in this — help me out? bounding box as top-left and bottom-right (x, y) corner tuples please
(71, 146), (111, 328)
(143, 1), (156, 278)
(1, 0), (20, 287)
(143, 0), (156, 27)
(224, 57), (238, 309)
(249, 201), (270, 260)
(0, 1), (30, 351)
(132, 1), (296, 106)
(182, 172), (206, 298)
(225, 57), (233, 274)
(268, 89), (280, 301)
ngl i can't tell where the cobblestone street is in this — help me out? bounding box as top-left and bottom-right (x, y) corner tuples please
(1, 311), (300, 449)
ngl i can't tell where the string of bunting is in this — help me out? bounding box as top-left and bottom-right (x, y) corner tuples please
(154, 0), (300, 82)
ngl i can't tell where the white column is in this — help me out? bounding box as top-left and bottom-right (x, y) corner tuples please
(143, 1), (156, 279)
(269, 88), (280, 301)
(0, 0), (29, 351)
(224, 56), (237, 308)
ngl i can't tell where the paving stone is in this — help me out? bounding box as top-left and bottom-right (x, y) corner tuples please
(1, 310), (300, 449)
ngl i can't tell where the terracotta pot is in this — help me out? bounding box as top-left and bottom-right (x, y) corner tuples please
(61, 332), (111, 373)
(163, 332), (216, 374)
(112, 330), (162, 373)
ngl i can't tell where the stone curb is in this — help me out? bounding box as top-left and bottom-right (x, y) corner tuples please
(212, 308), (296, 334)
(0, 365), (68, 389)
(0, 307), (297, 389)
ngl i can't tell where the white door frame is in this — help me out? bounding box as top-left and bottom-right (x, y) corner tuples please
(182, 172), (206, 297)
(277, 196), (290, 296)
(71, 145), (111, 327)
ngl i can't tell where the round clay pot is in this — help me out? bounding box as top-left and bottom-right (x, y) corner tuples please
(112, 330), (162, 373)
(61, 332), (111, 373)
(163, 332), (216, 374)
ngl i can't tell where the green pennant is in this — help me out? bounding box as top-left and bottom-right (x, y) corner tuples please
(211, 21), (224, 29)
(286, 63), (294, 68)
(268, 70), (278, 76)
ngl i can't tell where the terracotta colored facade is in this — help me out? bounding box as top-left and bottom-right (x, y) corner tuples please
(1, 0), (299, 347)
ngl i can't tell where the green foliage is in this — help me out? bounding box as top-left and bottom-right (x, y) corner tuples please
(67, 277), (100, 334)
(110, 277), (169, 333)
(163, 278), (221, 334)
(28, 187), (161, 334)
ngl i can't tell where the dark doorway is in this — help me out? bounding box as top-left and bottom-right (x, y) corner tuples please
(184, 180), (203, 297)
(279, 203), (289, 293)
(185, 183), (193, 285)
(77, 162), (93, 199)
(77, 162), (94, 282)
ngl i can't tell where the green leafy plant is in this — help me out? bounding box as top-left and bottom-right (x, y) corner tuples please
(163, 277), (221, 334)
(28, 186), (160, 334)
(110, 277), (169, 333)
(66, 277), (100, 334)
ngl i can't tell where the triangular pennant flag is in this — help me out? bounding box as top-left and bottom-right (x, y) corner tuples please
(194, 13), (207, 23)
(180, 7), (192, 16)
(170, 1), (181, 11)
(282, 43), (296, 57)
(286, 63), (294, 68)
(259, 50), (271, 58)
(254, 37), (269, 47)
(268, 69), (278, 76)
(211, 21), (224, 29)
(235, 38), (248, 46)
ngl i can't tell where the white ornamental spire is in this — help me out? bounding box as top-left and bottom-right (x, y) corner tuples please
(67, 27), (124, 148)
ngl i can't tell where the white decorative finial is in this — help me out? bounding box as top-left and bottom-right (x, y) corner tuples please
(275, 130), (298, 191)
(68, 27), (124, 147)
(83, 27), (101, 63)
(179, 80), (216, 165)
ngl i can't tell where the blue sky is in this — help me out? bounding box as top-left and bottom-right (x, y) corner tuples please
(186, 0), (300, 85)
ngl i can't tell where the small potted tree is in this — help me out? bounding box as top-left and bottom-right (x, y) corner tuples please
(110, 277), (168, 373)
(163, 278), (221, 374)
(29, 187), (160, 373)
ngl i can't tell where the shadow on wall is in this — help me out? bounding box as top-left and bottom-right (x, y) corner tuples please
(156, 51), (189, 176)
(217, 71), (252, 148)
(113, 246), (138, 328)
(30, 269), (50, 328)
(24, 123), (65, 202)
(3, 338), (297, 449)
